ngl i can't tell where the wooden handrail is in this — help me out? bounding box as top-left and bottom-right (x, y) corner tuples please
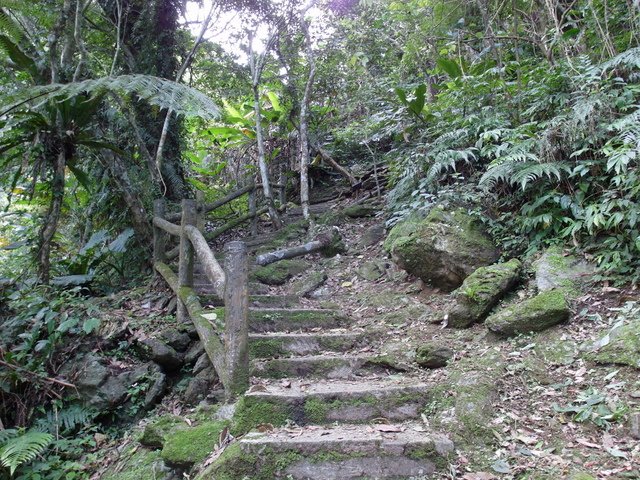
(152, 217), (181, 236)
(185, 225), (226, 297)
(164, 183), (285, 223)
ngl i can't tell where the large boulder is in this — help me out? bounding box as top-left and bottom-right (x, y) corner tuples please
(485, 289), (570, 337)
(383, 207), (498, 292)
(446, 259), (522, 328)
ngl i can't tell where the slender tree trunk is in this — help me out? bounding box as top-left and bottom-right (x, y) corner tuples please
(101, 152), (153, 245)
(37, 151), (66, 284)
(298, 13), (316, 220)
(248, 30), (282, 229)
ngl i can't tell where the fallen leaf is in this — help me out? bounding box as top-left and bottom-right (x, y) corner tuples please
(463, 473), (497, 480)
(576, 438), (600, 449)
(491, 459), (511, 474)
(376, 425), (402, 433)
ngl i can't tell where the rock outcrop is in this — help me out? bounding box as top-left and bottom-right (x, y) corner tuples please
(383, 207), (498, 292)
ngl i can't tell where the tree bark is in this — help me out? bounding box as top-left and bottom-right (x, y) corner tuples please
(249, 29), (282, 229)
(298, 7), (317, 220)
(37, 151), (66, 284)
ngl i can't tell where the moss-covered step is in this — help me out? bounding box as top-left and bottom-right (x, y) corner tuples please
(249, 330), (372, 358)
(198, 294), (300, 308)
(204, 307), (350, 333)
(232, 379), (430, 434)
(198, 423), (454, 480)
(251, 354), (401, 379)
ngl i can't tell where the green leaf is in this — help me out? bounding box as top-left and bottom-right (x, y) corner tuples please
(66, 162), (92, 192)
(0, 34), (38, 79)
(436, 57), (462, 78)
(409, 84), (427, 116)
(83, 317), (100, 335)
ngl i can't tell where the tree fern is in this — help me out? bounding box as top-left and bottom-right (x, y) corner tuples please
(0, 74), (221, 120)
(0, 431), (53, 475)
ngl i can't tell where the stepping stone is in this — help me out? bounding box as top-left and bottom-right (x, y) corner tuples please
(199, 294), (300, 309)
(241, 379), (430, 424)
(251, 354), (405, 379)
(206, 423), (454, 480)
(248, 308), (350, 333)
(249, 330), (372, 358)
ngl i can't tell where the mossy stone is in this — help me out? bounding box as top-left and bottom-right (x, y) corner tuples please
(252, 259), (309, 285)
(534, 246), (593, 297)
(231, 396), (292, 436)
(447, 259), (522, 328)
(589, 318), (640, 368)
(343, 203), (376, 218)
(291, 271), (327, 297)
(140, 415), (184, 448)
(102, 448), (171, 480)
(416, 343), (453, 368)
(161, 420), (228, 469)
(485, 289), (570, 337)
(383, 207), (498, 292)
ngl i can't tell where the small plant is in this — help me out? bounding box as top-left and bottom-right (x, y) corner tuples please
(0, 430), (54, 476)
(553, 387), (627, 429)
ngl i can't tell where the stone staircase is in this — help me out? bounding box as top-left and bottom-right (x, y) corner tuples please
(190, 215), (454, 479)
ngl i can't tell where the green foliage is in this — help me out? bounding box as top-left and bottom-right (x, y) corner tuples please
(553, 388), (627, 429)
(0, 430), (53, 475)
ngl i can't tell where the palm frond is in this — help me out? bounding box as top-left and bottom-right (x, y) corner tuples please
(0, 74), (221, 120)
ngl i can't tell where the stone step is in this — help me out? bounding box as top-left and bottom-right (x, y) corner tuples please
(239, 379), (430, 426)
(203, 308), (349, 333)
(198, 294), (300, 309)
(194, 282), (271, 296)
(251, 354), (404, 379)
(203, 423), (454, 479)
(248, 330), (370, 358)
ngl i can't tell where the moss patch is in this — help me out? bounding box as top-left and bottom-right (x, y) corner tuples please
(161, 420), (228, 469)
(231, 396), (292, 436)
(485, 289), (570, 337)
(102, 448), (170, 480)
(140, 415), (184, 449)
(249, 338), (287, 359)
(252, 260), (309, 285)
(343, 203), (376, 218)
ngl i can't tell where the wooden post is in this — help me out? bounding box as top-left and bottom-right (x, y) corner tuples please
(153, 199), (167, 267)
(196, 191), (205, 233)
(248, 183), (258, 236)
(177, 199), (196, 324)
(224, 240), (249, 398)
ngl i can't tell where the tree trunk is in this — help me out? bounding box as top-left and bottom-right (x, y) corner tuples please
(249, 29), (282, 229)
(37, 151), (66, 284)
(101, 152), (153, 245)
(298, 11), (317, 220)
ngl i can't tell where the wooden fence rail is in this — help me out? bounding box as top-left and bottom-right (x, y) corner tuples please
(152, 188), (343, 400)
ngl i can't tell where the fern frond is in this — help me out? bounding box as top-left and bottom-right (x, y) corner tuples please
(0, 430), (18, 445)
(602, 47), (640, 71)
(510, 162), (568, 191)
(35, 404), (95, 434)
(0, 74), (221, 120)
(0, 431), (53, 475)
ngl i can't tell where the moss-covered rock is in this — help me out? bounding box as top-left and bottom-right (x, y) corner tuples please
(589, 318), (640, 368)
(534, 246), (593, 297)
(416, 343), (453, 368)
(383, 207), (498, 292)
(140, 415), (184, 449)
(357, 261), (385, 281)
(102, 448), (172, 480)
(447, 259), (522, 328)
(231, 396), (292, 436)
(291, 271), (327, 297)
(485, 289), (570, 337)
(252, 259), (309, 286)
(161, 421), (228, 469)
(343, 203), (376, 218)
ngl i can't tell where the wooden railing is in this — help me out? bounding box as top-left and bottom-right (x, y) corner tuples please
(152, 185), (342, 400)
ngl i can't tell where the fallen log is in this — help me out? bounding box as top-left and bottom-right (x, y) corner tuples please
(206, 207), (269, 242)
(255, 228), (342, 266)
(314, 143), (358, 186)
